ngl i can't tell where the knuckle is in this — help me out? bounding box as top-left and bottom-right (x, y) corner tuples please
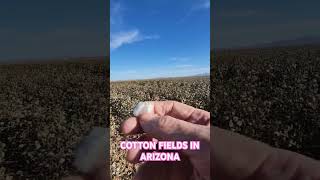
(158, 115), (171, 131)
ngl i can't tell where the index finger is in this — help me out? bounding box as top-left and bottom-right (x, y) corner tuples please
(121, 101), (210, 135)
(152, 101), (210, 125)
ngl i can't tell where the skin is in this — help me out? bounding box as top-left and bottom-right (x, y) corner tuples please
(122, 101), (211, 180)
(61, 164), (109, 180)
(63, 101), (320, 180)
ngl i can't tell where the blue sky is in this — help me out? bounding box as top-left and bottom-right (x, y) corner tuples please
(213, 0), (320, 49)
(110, 0), (210, 81)
(1, 0), (319, 64)
(0, 0), (107, 61)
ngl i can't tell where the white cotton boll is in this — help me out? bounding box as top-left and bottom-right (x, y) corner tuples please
(133, 101), (154, 117)
(74, 127), (108, 173)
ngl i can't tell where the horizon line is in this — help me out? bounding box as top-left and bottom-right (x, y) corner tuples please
(111, 74), (210, 82)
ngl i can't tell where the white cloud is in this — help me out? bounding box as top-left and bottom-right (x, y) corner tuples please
(175, 64), (194, 68)
(178, 0), (210, 23)
(203, 0), (210, 9)
(143, 34), (160, 40)
(111, 30), (139, 50)
(111, 65), (209, 80)
(193, 0), (210, 10)
(110, 1), (159, 51)
(111, 0), (123, 25)
(111, 29), (159, 50)
(170, 57), (190, 62)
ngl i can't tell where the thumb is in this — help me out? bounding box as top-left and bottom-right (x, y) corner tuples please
(138, 113), (207, 142)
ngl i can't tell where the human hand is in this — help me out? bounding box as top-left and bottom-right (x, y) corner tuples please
(121, 101), (210, 180)
(212, 126), (320, 180)
(62, 101), (320, 180)
(61, 127), (110, 180)
(123, 101), (320, 180)
(61, 165), (109, 180)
